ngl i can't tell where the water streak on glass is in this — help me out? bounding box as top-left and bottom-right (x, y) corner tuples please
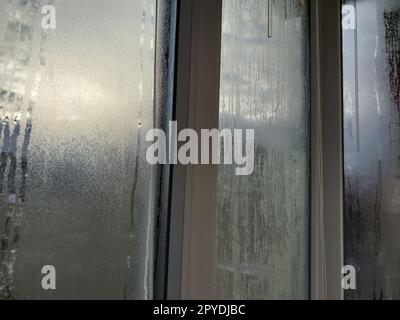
(0, 0), (156, 299)
(343, 0), (400, 300)
(216, 0), (311, 299)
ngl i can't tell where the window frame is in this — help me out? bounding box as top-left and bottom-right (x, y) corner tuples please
(163, 0), (344, 300)
(153, 0), (179, 300)
(310, 0), (344, 300)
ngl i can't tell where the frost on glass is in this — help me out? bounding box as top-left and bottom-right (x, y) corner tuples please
(343, 0), (400, 300)
(0, 0), (156, 299)
(216, 0), (310, 299)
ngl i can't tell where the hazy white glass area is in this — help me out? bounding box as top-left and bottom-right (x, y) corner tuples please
(0, 0), (155, 299)
(216, 0), (311, 299)
(343, 0), (400, 300)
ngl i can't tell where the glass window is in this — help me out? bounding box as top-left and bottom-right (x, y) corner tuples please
(0, 0), (156, 299)
(343, 0), (400, 300)
(216, 0), (311, 299)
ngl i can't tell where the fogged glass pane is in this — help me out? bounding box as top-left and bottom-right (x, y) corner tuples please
(343, 0), (400, 300)
(0, 0), (156, 299)
(216, 0), (310, 299)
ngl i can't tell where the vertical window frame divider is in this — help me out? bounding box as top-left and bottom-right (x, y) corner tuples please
(167, 0), (223, 300)
(311, 0), (344, 300)
(153, 0), (179, 300)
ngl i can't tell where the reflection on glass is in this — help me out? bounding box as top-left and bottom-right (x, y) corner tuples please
(216, 0), (311, 299)
(343, 0), (400, 300)
(0, 0), (156, 299)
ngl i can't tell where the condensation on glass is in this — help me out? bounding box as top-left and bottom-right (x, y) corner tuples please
(216, 0), (311, 299)
(343, 0), (400, 300)
(0, 0), (156, 299)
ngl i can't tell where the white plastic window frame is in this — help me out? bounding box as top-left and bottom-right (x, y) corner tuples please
(164, 0), (344, 301)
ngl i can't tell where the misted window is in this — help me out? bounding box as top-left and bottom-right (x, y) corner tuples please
(0, 0), (156, 299)
(343, 0), (400, 299)
(216, 0), (311, 299)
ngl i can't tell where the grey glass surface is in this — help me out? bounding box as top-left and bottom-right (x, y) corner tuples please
(343, 0), (400, 300)
(216, 0), (311, 299)
(0, 0), (156, 299)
